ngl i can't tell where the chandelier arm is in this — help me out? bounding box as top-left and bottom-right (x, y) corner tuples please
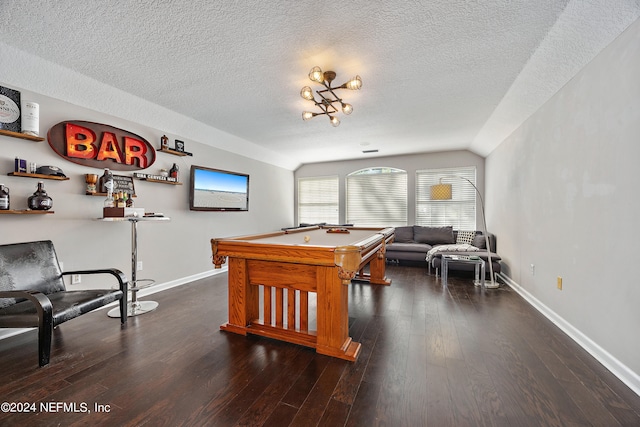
(314, 102), (331, 115)
(315, 92), (340, 113)
(325, 88), (345, 103)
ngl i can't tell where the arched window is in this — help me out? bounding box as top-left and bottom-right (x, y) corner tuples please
(346, 167), (407, 227)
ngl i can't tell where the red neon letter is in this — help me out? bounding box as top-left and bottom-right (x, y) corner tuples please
(124, 137), (148, 168)
(65, 123), (97, 159)
(96, 132), (124, 163)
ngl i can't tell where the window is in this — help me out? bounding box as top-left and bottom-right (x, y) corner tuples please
(297, 176), (339, 225)
(346, 167), (407, 227)
(416, 166), (476, 229)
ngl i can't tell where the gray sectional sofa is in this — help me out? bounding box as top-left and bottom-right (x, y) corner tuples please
(386, 225), (501, 276)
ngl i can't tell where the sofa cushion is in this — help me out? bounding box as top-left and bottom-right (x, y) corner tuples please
(414, 226), (454, 245)
(387, 242), (432, 253)
(393, 226), (414, 243)
(456, 230), (476, 245)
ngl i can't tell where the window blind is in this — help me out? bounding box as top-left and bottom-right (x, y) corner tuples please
(416, 166), (476, 230)
(297, 176), (339, 225)
(346, 168), (407, 227)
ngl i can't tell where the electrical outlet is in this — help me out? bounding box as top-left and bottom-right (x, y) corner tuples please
(530, 264), (535, 275)
(557, 276), (562, 290)
(71, 274), (81, 284)
(137, 261), (143, 271)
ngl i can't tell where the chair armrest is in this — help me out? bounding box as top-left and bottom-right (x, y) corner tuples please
(62, 269), (128, 293)
(0, 290), (53, 322)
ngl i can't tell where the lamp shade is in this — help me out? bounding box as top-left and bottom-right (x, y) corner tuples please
(430, 183), (452, 200)
(345, 75), (362, 90)
(308, 66), (324, 83)
(300, 86), (314, 101)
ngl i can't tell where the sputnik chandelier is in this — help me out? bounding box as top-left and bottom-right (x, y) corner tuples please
(300, 66), (362, 127)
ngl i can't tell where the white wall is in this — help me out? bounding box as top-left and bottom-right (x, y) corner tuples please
(0, 37), (294, 301)
(486, 18), (640, 392)
(0, 88), (293, 289)
(295, 150), (485, 227)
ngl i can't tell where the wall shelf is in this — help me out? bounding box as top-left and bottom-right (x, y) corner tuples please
(158, 147), (192, 157)
(133, 173), (182, 185)
(0, 209), (54, 215)
(141, 177), (182, 185)
(86, 192), (136, 197)
(0, 129), (45, 142)
(8, 172), (69, 181)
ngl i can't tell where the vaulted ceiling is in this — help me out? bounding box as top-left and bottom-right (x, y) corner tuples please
(1, 1), (638, 169)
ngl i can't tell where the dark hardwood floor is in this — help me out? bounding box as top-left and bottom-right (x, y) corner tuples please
(1, 265), (639, 426)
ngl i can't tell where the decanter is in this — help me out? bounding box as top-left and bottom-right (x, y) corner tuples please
(28, 181), (53, 210)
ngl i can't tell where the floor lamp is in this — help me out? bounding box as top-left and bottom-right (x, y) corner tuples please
(430, 176), (498, 289)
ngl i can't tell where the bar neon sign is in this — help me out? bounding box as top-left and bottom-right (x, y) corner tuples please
(47, 121), (155, 170)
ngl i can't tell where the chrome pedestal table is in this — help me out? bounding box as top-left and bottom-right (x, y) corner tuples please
(100, 216), (170, 317)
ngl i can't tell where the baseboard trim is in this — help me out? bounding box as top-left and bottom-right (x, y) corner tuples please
(0, 267), (228, 341)
(136, 267), (228, 298)
(497, 272), (640, 397)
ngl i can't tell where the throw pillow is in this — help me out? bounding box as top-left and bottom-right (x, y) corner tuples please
(472, 234), (487, 249)
(456, 230), (476, 245)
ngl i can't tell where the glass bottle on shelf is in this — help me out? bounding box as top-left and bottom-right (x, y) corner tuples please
(117, 191), (125, 208)
(0, 184), (10, 210)
(99, 168), (113, 193)
(28, 181), (53, 210)
(103, 180), (115, 208)
(104, 188), (114, 208)
(169, 163), (179, 181)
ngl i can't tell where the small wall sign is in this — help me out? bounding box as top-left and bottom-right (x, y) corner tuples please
(111, 174), (136, 196)
(47, 121), (156, 171)
(0, 85), (21, 132)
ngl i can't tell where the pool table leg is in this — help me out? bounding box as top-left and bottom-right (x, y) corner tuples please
(368, 252), (392, 285)
(220, 257), (258, 335)
(315, 266), (361, 361)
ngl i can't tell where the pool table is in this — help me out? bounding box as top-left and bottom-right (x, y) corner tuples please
(210, 225), (394, 361)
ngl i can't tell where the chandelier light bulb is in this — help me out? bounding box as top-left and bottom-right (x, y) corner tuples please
(330, 116), (340, 127)
(345, 75), (362, 90)
(342, 102), (353, 115)
(302, 111), (314, 121)
(300, 86), (314, 101)
(308, 66), (324, 83)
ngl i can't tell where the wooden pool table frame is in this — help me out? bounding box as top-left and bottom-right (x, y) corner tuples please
(211, 226), (394, 361)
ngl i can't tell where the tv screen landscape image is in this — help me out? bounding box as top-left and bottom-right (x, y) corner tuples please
(189, 165), (249, 211)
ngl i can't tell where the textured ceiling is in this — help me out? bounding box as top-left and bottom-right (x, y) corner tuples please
(1, 1), (639, 169)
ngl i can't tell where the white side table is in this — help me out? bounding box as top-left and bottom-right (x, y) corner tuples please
(98, 216), (170, 317)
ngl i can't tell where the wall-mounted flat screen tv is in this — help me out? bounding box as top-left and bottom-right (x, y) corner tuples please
(189, 165), (249, 211)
